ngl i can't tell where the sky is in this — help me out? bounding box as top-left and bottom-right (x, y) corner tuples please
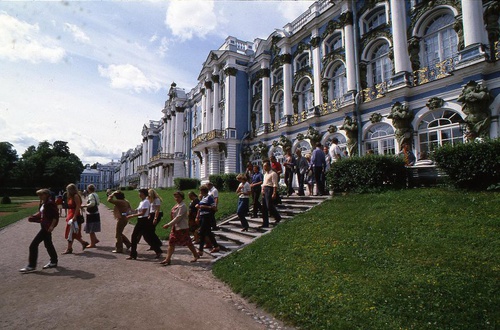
(0, 0), (314, 165)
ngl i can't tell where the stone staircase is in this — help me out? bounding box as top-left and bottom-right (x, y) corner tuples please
(205, 195), (331, 261)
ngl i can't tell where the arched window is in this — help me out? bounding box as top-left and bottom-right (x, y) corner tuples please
(296, 53), (309, 71)
(325, 34), (342, 55)
(272, 146), (284, 164)
(274, 91), (284, 123)
(297, 79), (313, 112)
(332, 64), (347, 100)
(253, 101), (262, 129)
(325, 133), (347, 154)
(369, 42), (393, 85)
(417, 109), (463, 153)
(272, 69), (283, 85)
(364, 7), (386, 33)
(422, 13), (458, 66)
(296, 140), (312, 156)
(253, 81), (262, 95)
(364, 123), (395, 155)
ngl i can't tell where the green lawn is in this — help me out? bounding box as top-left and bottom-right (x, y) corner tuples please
(0, 197), (40, 229)
(212, 188), (500, 330)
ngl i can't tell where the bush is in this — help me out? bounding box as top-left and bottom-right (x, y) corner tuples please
(222, 173), (239, 192)
(174, 178), (200, 191)
(208, 174), (224, 191)
(1, 196), (11, 204)
(433, 138), (500, 190)
(326, 155), (407, 193)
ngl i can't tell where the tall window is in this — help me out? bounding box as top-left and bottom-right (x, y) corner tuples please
(297, 79), (313, 112)
(273, 69), (283, 85)
(369, 42), (393, 85)
(364, 123), (395, 155)
(253, 101), (262, 129)
(423, 13), (458, 66)
(296, 53), (309, 71)
(274, 91), (284, 123)
(331, 64), (347, 100)
(417, 109), (463, 153)
(364, 7), (386, 32)
(325, 34), (342, 55)
(253, 81), (262, 95)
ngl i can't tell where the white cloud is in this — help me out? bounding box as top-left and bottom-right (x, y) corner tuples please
(158, 36), (171, 57)
(149, 34), (158, 43)
(98, 63), (160, 93)
(0, 12), (65, 63)
(277, 2), (314, 22)
(165, 0), (218, 40)
(64, 22), (91, 43)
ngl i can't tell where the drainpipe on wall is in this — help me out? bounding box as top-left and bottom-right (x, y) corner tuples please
(351, 0), (363, 156)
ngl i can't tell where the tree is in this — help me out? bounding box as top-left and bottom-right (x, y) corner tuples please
(15, 141), (84, 190)
(0, 142), (18, 187)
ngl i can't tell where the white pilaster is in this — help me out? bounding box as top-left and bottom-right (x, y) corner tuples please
(201, 91), (207, 133)
(174, 110), (184, 154)
(225, 142), (237, 174)
(262, 63), (271, 124)
(461, 0), (488, 47)
(343, 16), (357, 91)
(212, 75), (221, 130)
(209, 148), (220, 175)
(205, 85), (213, 132)
(283, 44), (293, 116)
(390, 0), (412, 73)
(311, 29), (322, 106)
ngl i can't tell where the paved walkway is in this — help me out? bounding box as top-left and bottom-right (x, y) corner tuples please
(0, 205), (292, 330)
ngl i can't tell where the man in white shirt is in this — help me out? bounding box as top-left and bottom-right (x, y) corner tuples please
(126, 188), (162, 260)
(260, 160), (282, 228)
(206, 182), (219, 230)
(329, 137), (343, 164)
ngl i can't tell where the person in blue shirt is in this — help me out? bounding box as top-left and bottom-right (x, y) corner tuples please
(250, 165), (263, 218)
(310, 142), (326, 196)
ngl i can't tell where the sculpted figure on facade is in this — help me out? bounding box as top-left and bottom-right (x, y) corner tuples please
(278, 135), (292, 151)
(388, 101), (414, 148)
(292, 92), (299, 114)
(255, 141), (269, 161)
(457, 81), (492, 139)
(426, 97), (445, 111)
(340, 116), (358, 156)
(305, 126), (320, 146)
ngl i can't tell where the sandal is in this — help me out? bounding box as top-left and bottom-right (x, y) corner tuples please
(62, 248), (73, 254)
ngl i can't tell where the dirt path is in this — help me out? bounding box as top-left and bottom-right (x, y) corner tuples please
(0, 205), (292, 330)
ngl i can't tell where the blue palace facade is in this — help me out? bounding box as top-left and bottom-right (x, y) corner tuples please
(114, 0), (500, 189)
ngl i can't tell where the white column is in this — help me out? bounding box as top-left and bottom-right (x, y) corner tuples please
(162, 118), (168, 154)
(212, 74), (220, 130)
(169, 115), (175, 154)
(205, 82), (213, 132)
(224, 67), (237, 129)
(311, 29), (322, 106)
(142, 138), (147, 165)
(262, 64), (271, 124)
(225, 143), (237, 174)
(283, 44), (293, 116)
(209, 148), (219, 175)
(158, 166), (164, 188)
(344, 16), (356, 91)
(174, 109), (185, 154)
(201, 91), (207, 133)
(390, 0), (412, 73)
(461, 0), (488, 47)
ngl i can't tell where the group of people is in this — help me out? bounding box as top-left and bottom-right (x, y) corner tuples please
(20, 182), (225, 273)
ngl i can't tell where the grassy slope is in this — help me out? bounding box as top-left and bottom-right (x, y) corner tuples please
(212, 188), (500, 330)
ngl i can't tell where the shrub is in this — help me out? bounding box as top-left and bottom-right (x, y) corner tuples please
(174, 178), (200, 191)
(208, 174), (224, 191)
(326, 155), (407, 193)
(1, 196), (12, 204)
(222, 173), (239, 192)
(433, 138), (500, 190)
